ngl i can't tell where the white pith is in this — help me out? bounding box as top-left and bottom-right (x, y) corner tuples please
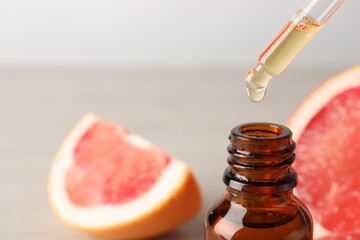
(288, 66), (360, 239)
(49, 113), (188, 228)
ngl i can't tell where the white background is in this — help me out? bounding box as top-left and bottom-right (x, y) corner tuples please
(0, 0), (358, 69)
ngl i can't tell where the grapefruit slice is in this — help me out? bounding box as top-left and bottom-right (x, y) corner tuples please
(286, 65), (360, 237)
(48, 113), (202, 239)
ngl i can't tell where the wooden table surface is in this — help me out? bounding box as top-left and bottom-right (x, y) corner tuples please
(0, 67), (345, 239)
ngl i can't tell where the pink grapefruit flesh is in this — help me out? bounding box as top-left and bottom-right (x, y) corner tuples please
(287, 65), (360, 237)
(317, 231), (360, 240)
(66, 119), (170, 206)
(294, 87), (360, 232)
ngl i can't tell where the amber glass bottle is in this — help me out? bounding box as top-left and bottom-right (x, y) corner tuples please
(204, 123), (313, 240)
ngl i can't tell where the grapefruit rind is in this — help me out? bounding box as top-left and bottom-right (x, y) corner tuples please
(48, 113), (202, 239)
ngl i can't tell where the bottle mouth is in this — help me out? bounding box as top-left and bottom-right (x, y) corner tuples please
(234, 122), (291, 139)
(229, 122), (294, 156)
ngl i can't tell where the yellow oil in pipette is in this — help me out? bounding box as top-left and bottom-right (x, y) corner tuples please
(260, 17), (322, 77)
(245, 15), (323, 102)
(245, 0), (345, 102)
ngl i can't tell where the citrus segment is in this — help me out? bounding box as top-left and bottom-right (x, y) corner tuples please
(48, 113), (202, 239)
(286, 65), (360, 236)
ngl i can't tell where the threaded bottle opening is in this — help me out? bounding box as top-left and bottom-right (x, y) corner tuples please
(230, 123), (294, 156)
(224, 122), (297, 192)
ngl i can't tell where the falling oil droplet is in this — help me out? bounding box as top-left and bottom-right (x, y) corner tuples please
(244, 65), (273, 103)
(246, 86), (266, 103)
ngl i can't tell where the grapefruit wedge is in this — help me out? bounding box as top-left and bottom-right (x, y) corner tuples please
(286, 65), (360, 238)
(48, 113), (202, 239)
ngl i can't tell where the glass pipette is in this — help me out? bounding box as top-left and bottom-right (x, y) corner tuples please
(245, 0), (345, 102)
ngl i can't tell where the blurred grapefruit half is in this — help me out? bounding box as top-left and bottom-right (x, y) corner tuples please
(286, 65), (360, 238)
(48, 113), (202, 239)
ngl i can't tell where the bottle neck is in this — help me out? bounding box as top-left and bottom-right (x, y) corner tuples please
(225, 187), (295, 207)
(223, 123), (297, 198)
